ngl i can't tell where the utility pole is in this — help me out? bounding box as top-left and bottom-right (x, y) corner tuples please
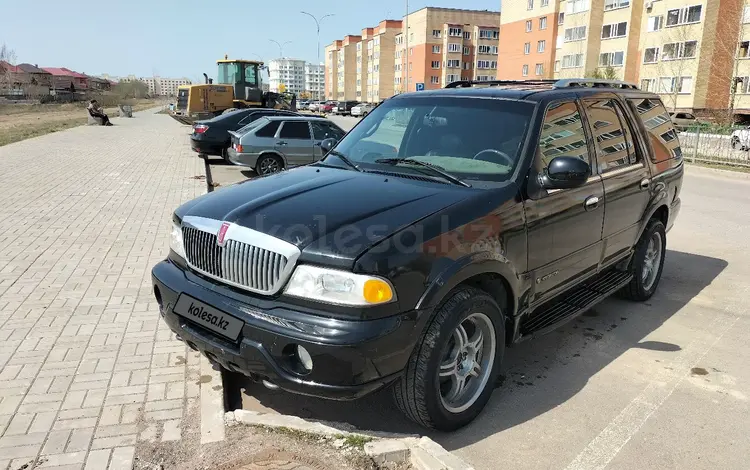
(301, 11), (334, 101)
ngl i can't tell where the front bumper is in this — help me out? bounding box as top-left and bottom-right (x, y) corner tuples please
(152, 259), (424, 400)
(226, 148), (258, 168)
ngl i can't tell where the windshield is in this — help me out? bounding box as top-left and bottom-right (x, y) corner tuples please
(236, 117), (268, 135)
(217, 62), (240, 85)
(327, 96), (535, 182)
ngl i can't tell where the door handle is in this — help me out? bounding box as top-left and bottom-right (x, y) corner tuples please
(276, 141), (287, 146)
(640, 178), (651, 190)
(584, 196), (600, 211)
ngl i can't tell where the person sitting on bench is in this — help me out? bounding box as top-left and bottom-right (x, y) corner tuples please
(87, 100), (112, 126)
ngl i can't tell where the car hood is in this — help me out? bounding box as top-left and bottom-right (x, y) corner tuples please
(175, 166), (471, 267)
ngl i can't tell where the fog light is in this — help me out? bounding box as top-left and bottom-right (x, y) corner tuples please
(296, 345), (313, 372)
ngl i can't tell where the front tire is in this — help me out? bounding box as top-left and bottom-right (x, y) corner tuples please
(393, 287), (505, 431)
(620, 219), (666, 301)
(732, 136), (740, 150)
(255, 154), (283, 175)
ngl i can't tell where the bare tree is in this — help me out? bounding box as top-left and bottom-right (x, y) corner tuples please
(0, 43), (17, 92)
(649, 22), (699, 113)
(711, 0), (750, 123)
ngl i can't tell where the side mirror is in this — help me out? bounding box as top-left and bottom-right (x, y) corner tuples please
(320, 138), (337, 154)
(540, 156), (590, 189)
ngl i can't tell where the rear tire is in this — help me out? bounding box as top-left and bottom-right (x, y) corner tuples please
(732, 137), (740, 150)
(392, 286), (504, 431)
(255, 154), (283, 175)
(620, 219), (666, 301)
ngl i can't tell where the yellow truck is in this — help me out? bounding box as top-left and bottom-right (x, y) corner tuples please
(171, 57), (296, 124)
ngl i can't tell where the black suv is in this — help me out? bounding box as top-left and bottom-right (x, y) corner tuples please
(152, 79), (683, 431)
(336, 100), (360, 115)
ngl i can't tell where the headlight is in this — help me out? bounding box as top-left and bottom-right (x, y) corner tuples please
(170, 221), (186, 259)
(284, 265), (396, 306)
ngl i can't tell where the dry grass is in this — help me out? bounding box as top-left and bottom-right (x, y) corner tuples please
(0, 99), (164, 147)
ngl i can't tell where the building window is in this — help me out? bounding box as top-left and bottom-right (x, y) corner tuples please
(479, 29), (500, 39)
(464, 31), (472, 39)
(540, 17), (547, 30)
(647, 16), (663, 32)
(538, 40), (546, 53)
(527, 0), (534, 10)
(448, 43), (461, 53)
(522, 64), (529, 76)
(477, 60), (497, 69)
(542, 0), (549, 6)
(431, 76), (440, 84)
(432, 45), (441, 53)
(666, 5), (702, 26)
(447, 59), (461, 68)
(566, 0), (589, 15)
(558, 12), (565, 24)
(659, 76), (693, 94)
(662, 41), (698, 60)
(478, 45), (499, 54)
(564, 26), (587, 42)
(447, 74), (460, 82)
(562, 53), (584, 68)
(524, 42), (531, 54)
(740, 41), (750, 58)
(449, 27), (463, 37)
(526, 20), (532, 32)
(644, 47), (660, 63)
(601, 22), (627, 39)
(604, 0), (630, 10)
(535, 63), (544, 75)
(463, 62), (472, 70)
(744, 5), (750, 24)
(599, 51), (625, 67)
(433, 29), (442, 38)
(463, 46), (470, 55)
(554, 60), (561, 72)
(431, 60), (441, 69)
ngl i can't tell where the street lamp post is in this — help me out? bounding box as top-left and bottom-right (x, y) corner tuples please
(269, 39), (292, 58)
(301, 11), (334, 101)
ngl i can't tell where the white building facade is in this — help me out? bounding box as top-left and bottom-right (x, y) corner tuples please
(305, 63), (325, 100)
(268, 59), (306, 95)
(141, 76), (191, 97)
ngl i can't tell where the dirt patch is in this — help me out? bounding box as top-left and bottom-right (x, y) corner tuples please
(0, 99), (162, 146)
(134, 424), (385, 470)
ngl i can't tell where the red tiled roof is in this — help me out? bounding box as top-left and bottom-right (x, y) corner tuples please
(0, 61), (21, 73)
(41, 67), (88, 78)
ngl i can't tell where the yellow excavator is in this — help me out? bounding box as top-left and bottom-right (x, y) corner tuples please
(171, 56), (297, 125)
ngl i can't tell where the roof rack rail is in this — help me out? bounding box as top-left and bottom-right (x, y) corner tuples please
(444, 78), (640, 90)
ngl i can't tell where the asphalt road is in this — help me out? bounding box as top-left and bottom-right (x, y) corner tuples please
(207, 118), (750, 469)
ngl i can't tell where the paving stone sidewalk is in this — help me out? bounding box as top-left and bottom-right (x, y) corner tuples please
(0, 112), (206, 469)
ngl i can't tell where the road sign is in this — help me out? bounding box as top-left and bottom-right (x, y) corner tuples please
(416, 83), (425, 91)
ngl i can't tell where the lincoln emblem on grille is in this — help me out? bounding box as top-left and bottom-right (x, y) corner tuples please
(217, 222), (230, 247)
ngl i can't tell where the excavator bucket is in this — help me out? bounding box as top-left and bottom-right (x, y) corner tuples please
(169, 113), (195, 126)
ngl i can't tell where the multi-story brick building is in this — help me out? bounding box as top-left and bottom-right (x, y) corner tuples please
(500, 0), (750, 117)
(325, 7), (502, 101)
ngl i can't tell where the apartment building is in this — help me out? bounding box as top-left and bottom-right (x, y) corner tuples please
(334, 35), (361, 101)
(500, 0), (750, 117)
(268, 58), (306, 95)
(305, 63), (325, 100)
(140, 76), (191, 96)
(498, 0), (559, 79)
(325, 8), (501, 100)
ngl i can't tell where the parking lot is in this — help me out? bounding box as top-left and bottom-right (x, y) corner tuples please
(206, 114), (750, 470)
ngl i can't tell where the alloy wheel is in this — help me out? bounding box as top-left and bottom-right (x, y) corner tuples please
(641, 232), (663, 291)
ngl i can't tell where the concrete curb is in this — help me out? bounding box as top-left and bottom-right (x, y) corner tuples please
(226, 409), (474, 469)
(685, 162), (750, 179)
(199, 357), (226, 444)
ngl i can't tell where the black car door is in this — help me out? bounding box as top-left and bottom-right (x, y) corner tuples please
(581, 97), (652, 266)
(524, 99), (605, 305)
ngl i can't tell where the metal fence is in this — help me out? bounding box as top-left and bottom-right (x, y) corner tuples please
(678, 125), (750, 168)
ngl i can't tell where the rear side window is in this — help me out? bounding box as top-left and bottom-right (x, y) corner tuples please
(583, 99), (636, 173)
(311, 121), (345, 140)
(537, 101), (590, 170)
(255, 120), (281, 138)
(628, 98), (682, 162)
(279, 121), (311, 139)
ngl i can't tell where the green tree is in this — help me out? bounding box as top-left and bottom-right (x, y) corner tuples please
(112, 80), (149, 99)
(587, 66), (619, 80)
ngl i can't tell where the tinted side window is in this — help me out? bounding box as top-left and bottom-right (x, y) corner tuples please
(255, 121), (281, 138)
(583, 99), (635, 173)
(537, 101), (590, 169)
(238, 113), (264, 125)
(279, 121), (311, 139)
(311, 122), (345, 140)
(628, 98), (682, 162)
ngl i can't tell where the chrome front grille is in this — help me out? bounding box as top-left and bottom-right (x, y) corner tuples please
(181, 223), (294, 294)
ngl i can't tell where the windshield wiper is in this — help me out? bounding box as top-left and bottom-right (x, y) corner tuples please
(325, 150), (362, 172)
(375, 158), (471, 187)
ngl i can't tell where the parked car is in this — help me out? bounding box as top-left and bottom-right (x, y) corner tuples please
(297, 100), (311, 111)
(226, 116), (345, 174)
(190, 109), (299, 162)
(153, 78), (682, 431)
(351, 102), (376, 117)
(336, 100), (360, 115)
(669, 111), (701, 131)
(730, 125), (750, 150)
(319, 101), (337, 113)
(308, 101), (321, 112)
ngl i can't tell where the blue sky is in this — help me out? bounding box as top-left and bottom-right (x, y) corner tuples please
(0, 0), (499, 82)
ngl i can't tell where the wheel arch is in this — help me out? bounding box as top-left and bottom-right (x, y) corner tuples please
(256, 151), (287, 169)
